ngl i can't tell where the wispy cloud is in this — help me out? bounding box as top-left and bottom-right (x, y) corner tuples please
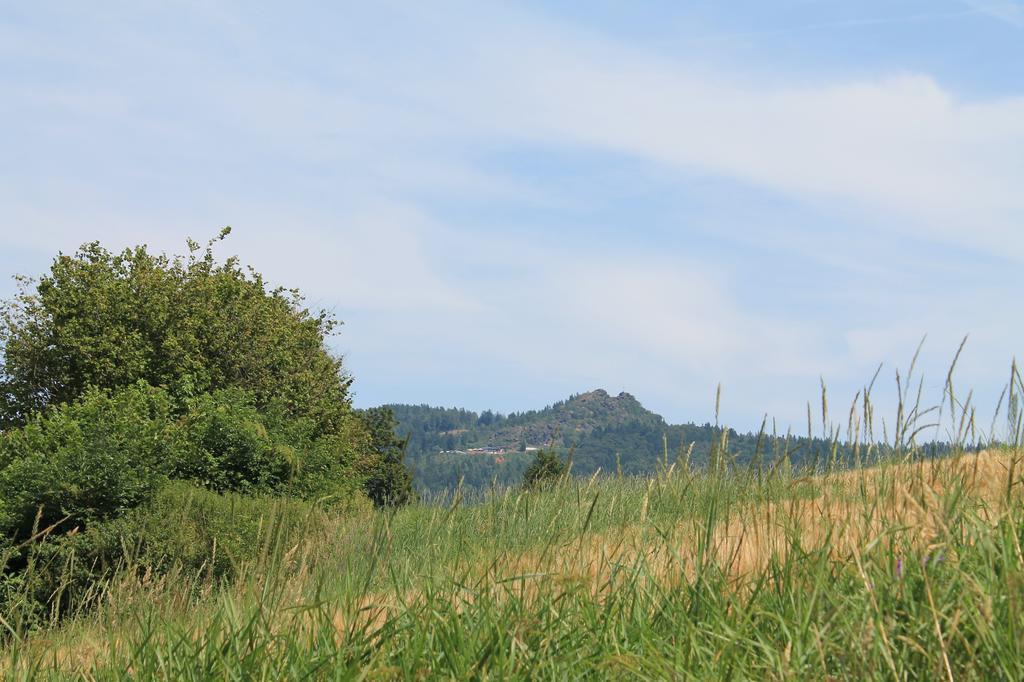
(964, 0), (1024, 27)
(366, 3), (1024, 259)
(2, 1), (1023, 428)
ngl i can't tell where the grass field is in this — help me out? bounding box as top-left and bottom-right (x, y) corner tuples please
(3, 442), (1022, 679)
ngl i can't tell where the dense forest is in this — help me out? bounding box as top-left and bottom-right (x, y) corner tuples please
(386, 389), (899, 494)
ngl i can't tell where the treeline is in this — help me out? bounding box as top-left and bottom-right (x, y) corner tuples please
(387, 399), (930, 494)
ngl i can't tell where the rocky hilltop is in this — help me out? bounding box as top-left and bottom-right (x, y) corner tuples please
(384, 390), (860, 493)
(481, 389), (662, 449)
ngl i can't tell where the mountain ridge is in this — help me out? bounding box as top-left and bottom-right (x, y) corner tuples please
(383, 388), (782, 493)
(385, 387), (905, 494)
(477, 388), (663, 450)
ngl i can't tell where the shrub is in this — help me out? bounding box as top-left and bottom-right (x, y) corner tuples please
(364, 457), (416, 507)
(0, 382), (176, 542)
(522, 449), (567, 490)
(283, 429), (367, 504)
(173, 389), (291, 495)
(0, 480), (371, 629)
(173, 388), (379, 505)
(86, 480), (344, 581)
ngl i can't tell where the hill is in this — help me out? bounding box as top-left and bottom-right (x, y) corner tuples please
(385, 389), (855, 494)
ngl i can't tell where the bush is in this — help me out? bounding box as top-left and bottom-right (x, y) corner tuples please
(173, 389), (292, 495)
(0, 480), (372, 629)
(522, 449), (567, 490)
(0, 383), (176, 542)
(174, 388), (378, 504)
(0, 381), (391, 548)
(283, 428), (367, 504)
(86, 480), (350, 581)
(364, 457), (416, 507)
(0, 231), (419, 627)
(0, 382), (381, 628)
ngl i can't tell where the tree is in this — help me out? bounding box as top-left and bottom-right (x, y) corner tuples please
(521, 449), (566, 490)
(0, 231), (414, 507)
(358, 407), (415, 507)
(0, 229), (351, 434)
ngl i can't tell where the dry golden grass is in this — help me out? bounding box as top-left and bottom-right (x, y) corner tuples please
(9, 449), (1021, 678)
(484, 449), (1021, 597)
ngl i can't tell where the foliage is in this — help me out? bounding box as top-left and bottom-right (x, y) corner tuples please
(173, 389), (295, 495)
(389, 391), (908, 495)
(0, 381), (373, 550)
(0, 230), (351, 436)
(358, 407), (415, 507)
(0, 231), (423, 638)
(0, 382), (176, 542)
(0, 480), (361, 628)
(4, 451), (1024, 679)
(521, 449), (566, 490)
(0, 233), (413, 508)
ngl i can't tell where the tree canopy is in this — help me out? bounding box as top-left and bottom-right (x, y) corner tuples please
(522, 449), (567, 490)
(0, 230), (413, 511)
(0, 229), (350, 435)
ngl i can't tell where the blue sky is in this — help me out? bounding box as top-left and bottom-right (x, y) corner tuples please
(2, 1), (1023, 437)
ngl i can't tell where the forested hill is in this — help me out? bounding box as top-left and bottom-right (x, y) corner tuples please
(385, 390), (858, 494)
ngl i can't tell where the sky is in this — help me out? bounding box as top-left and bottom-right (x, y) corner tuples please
(2, 1), (1023, 438)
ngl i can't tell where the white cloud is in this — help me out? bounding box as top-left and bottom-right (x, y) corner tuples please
(10, 1), (1024, 259)
(231, 204), (480, 313)
(0, 199), (476, 315)
(391, 12), (1024, 257)
(540, 261), (823, 376)
(4, 1), (1024, 429)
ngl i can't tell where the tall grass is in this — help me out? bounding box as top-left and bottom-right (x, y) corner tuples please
(4, 352), (1024, 679)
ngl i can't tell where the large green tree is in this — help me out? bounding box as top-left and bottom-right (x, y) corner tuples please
(0, 229), (350, 434)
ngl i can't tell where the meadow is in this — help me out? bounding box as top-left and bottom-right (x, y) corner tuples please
(3, 439), (1022, 679)
(2, 242), (1022, 678)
